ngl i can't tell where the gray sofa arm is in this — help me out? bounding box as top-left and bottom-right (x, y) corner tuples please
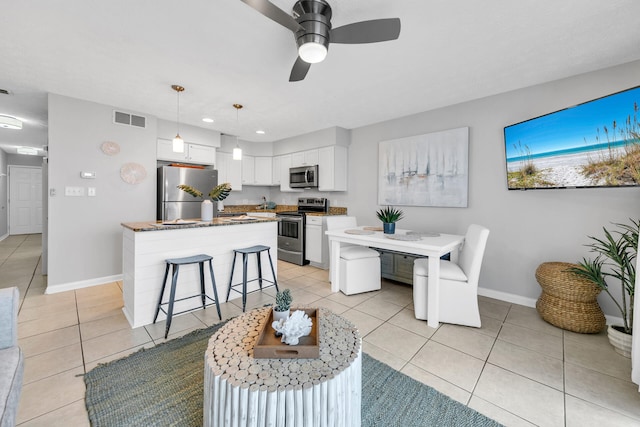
(0, 287), (19, 349)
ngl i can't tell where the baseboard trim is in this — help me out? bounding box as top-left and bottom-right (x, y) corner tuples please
(45, 274), (123, 294)
(478, 287), (538, 308)
(0, 233), (8, 242)
(478, 286), (624, 326)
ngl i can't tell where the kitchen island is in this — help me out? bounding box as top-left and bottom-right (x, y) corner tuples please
(121, 216), (278, 328)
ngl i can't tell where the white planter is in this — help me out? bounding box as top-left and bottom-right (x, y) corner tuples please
(201, 200), (213, 221)
(607, 325), (632, 358)
(273, 308), (290, 323)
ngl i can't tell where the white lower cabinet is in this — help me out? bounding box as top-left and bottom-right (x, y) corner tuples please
(305, 215), (334, 269)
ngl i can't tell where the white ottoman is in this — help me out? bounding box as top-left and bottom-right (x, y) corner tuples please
(339, 246), (381, 295)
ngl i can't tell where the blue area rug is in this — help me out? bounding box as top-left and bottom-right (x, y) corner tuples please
(85, 322), (502, 426)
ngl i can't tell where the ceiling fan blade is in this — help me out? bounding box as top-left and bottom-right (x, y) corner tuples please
(240, 0), (304, 33)
(289, 57), (312, 82)
(330, 18), (401, 44)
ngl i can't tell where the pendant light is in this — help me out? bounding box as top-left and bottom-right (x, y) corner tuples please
(232, 103), (243, 160)
(172, 85), (185, 153)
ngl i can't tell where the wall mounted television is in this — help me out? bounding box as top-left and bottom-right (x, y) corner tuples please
(504, 86), (640, 190)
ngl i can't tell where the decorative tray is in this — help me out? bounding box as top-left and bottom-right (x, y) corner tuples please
(385, 234), (422, 241)
(407, 231), (441, 237)
(363, 226), (383, 231)
(254, 308), (320, 359)
(160, 220), (197, 226)
(344, 229), (374, 235)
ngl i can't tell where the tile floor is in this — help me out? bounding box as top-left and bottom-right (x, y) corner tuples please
(4, 234), (640, 426)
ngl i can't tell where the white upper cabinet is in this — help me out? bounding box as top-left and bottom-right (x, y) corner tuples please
(272, 155), (282, 185)
(217, 151), (242, 191)
(157, 139), (216, 166)
(278, 154), (303, 192)
(291, 149), (319, 167)
(242, 156), (275, 186)
(255, 157), (273, 185)
(318, 146), (347, 191)
(241, 155), (255, 185)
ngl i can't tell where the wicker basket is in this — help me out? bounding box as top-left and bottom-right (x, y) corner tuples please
(535, 262), (606, 333)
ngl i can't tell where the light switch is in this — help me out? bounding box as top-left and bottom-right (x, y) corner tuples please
(65, 186), (84, 197)
(88, 187), (96, 197)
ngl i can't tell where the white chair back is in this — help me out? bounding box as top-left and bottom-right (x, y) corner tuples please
(458, 224), (490, 286)
(325, 216), (358, 231)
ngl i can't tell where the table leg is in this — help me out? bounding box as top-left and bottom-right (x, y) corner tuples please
(329, 238), (341, 293)
(427, 256), (440, 329)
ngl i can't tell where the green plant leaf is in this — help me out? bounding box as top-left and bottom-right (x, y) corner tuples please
(176, 185), (203, 198)
(209, 182), (232, 201)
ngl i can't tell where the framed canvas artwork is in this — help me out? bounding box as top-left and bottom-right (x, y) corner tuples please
(378, 127), (469, 207)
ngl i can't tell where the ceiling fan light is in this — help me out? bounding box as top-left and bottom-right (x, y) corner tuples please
(298, 42), (327, 64)
(0, 115), (22, 130)
(173, 134), (184, 153)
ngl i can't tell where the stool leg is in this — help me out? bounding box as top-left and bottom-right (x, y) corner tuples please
(199, 261), (206, 308)
(165, 264), (180, 339)
(267, 249), (279, 292)
(226, 252), (238, 302)
(208, 259), (222, 320)
(242, 253), (248, 312)
(257, 252), (263, 289)
(154, 263), (171, 323)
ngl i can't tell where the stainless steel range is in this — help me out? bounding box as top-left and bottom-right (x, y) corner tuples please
(276, 197), (329, 265)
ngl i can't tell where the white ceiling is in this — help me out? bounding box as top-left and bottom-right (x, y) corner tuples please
(1, 0), (640, 154)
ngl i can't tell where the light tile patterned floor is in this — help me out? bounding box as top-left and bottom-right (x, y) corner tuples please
(3, 234), (640, 426)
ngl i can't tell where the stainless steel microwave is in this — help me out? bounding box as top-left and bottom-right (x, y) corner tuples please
(289, 165), (318, 188)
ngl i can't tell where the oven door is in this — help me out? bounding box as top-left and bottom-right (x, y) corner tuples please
(277, 214), (305, 264)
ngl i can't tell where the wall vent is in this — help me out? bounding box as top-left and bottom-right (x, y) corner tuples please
(112, 110), (146, 128)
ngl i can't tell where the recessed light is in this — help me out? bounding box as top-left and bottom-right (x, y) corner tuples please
(256, 130), (265, 135)
(0, 115), (22, 130)
(202, 117), (214, 123)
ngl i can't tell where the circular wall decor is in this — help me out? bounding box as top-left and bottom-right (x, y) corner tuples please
(100, 141), (120, 156)
(120, 162), (147, 185)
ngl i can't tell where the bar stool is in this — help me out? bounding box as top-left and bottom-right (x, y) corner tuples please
(226, 245), (278, 312)
(153, 254), (222, 338)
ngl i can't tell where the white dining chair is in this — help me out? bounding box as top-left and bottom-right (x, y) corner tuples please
(412, 224), (490, 327)
(325, 216), (381, 295)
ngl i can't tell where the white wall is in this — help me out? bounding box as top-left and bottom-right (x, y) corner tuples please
(47, 94), (157, 291)
(0, 150), (7, 238)
(348, 60), (640, 316)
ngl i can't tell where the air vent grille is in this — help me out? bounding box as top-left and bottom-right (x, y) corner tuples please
(113, 110), (146, 128)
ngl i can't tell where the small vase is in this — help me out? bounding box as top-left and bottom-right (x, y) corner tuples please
(607, 324), (632, 358)
(201, 200), (213, 221)
(273, 308), (290, 336)
(383, 222), (395, 234)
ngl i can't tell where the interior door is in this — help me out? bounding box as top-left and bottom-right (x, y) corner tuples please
(9, 165), (42, 235)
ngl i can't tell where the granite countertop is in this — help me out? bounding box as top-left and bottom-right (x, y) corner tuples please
(122, 216), (278, 232)
(223, 205), (348, 216)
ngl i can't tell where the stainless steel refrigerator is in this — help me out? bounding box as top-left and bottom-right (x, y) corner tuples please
(157, 166), (218, 221)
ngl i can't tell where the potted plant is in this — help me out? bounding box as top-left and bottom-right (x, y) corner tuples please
(376, 206), (404, 234)
(273, 289), (292, 323)
(177, 182), (232, 221)
(568, 218), (639, 357)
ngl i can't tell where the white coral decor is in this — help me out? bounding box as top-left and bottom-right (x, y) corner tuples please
(272, 310), (313, 345)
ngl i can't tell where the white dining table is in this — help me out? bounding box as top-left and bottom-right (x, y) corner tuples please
(325, 227), (464, 328)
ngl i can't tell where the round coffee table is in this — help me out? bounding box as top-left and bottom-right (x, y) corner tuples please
(203, 307), (362, 427)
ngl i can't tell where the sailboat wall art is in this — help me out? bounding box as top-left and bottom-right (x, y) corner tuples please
(378, 127), (469, 207)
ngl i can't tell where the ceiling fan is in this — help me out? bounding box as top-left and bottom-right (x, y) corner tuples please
(240, 0), (401, 81)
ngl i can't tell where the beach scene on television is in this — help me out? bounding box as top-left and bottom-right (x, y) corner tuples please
(504, 86), (640, 189)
